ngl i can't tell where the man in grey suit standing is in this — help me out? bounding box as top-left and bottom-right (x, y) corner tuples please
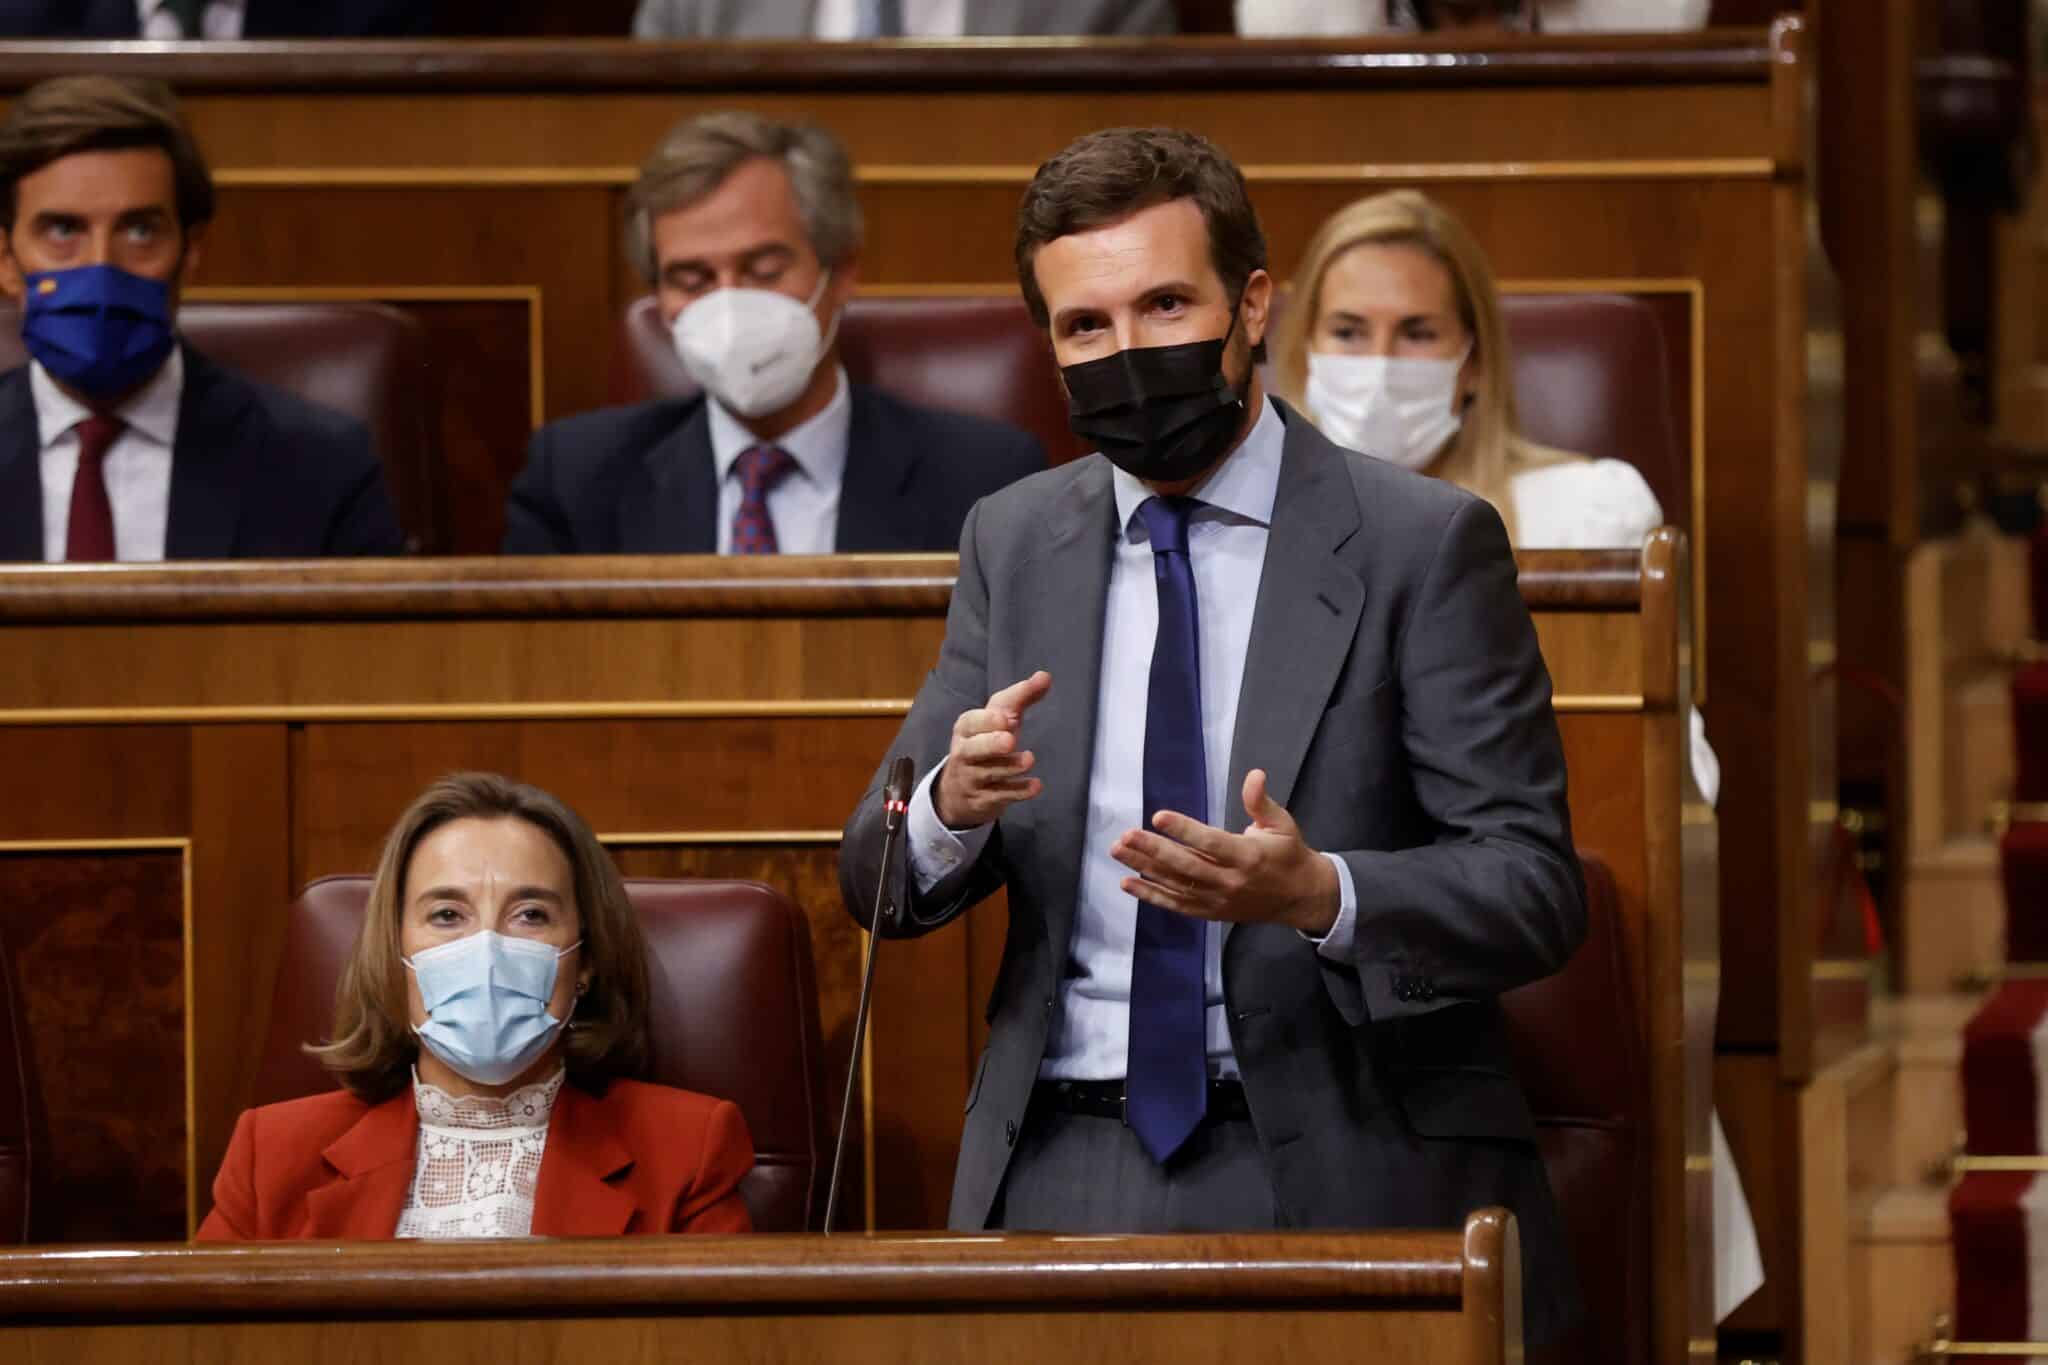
(838, 127), (1584, 1346)
(632, 0), (1174, 38)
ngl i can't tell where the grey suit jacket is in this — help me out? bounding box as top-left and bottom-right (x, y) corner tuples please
(838, 403), (1585, 1343)
(632, 0), (1174, 37)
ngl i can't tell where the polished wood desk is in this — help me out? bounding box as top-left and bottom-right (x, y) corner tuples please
(0, 544), (1710, 1360)
(0, 1216), (1519, 1364)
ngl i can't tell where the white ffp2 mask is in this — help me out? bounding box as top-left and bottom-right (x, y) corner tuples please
(671, 272), (837, 419)
(1305, 349), (1469, 470)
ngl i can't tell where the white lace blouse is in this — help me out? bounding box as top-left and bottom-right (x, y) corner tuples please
(395, 1067), (565, 1239)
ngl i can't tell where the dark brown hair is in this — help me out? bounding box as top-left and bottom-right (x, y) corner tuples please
(1014, 126), (1268, 359)
(308, 772), (651, 1103)
(0, 76), (215, 232)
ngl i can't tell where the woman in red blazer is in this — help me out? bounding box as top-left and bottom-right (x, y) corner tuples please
(198, 771), (754, 1240)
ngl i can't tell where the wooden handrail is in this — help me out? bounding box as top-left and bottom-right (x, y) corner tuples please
(0, 550), (1644, 622)
(0, 34), (1776, 95)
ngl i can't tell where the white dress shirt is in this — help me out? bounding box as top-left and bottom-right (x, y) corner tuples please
(907, 398), (1359, 1081)
(705, 365), (851, 555)
(812, 0), (966, 37)
(33, 351), (181, 563)
(138, 0), (245, 38)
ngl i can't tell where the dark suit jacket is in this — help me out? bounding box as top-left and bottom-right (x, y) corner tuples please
(0, 0), (431, 35)
(500, 384), (1046, 554)
(0, 346), (406, 560)
(195, 1078), (754, 1240)
(838, 401), (1586, 1344)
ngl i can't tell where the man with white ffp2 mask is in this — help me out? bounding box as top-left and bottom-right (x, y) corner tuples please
(502, 111), (1045, 556)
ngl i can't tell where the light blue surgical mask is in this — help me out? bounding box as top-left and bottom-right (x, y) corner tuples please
(403, 931), (582, 1087)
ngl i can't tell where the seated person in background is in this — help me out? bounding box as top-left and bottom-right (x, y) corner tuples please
(0, 0), (433, 38)
(633, 0), (1175, 39)
(1236, 0), (1706, 35)
(1270, 188), (1660, 548)
(503, 112), (1043, 555)
(199, 771), (754, 1240)
(0, 77), (404, 561)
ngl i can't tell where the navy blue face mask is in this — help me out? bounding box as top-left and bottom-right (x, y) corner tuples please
(21, 264), (176, 399)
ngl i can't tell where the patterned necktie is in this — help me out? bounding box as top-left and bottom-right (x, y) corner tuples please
(1124, 494), (1210, 1164)
(64, 413), (123, 562)
(730, 445), (798, 555)
(161, 0), (207, 37)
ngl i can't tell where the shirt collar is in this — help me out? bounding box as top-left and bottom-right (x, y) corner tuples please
(706, 365), (852, 491)
(1112, 393), (1285, 542)
(29, 345), (184, 451)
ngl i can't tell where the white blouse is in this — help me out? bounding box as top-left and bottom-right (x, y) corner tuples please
(1508, 458), (1665, 551)
(395, 1068), (564, 1240)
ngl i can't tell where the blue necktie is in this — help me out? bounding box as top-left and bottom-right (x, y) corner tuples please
(853, 0), (903, 37)
(1125, 494), (1210, 1163)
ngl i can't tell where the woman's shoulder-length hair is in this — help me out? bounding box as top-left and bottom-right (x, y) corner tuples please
(306, 771), (651, 1104)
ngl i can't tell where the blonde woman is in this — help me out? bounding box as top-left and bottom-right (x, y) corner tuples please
(1272, 188), (1662, 549)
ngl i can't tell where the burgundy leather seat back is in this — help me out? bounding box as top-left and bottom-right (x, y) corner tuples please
(0, 925), (46, 1244)
(612, 293), (1082, 463)
(1503, 853), (1648, 1365)
(248, 875), (824, 1232)
(0, 301), (441, 553)
(1500, 293), (1687, 531)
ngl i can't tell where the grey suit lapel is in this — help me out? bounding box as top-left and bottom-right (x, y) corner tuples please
(1012, 458), (1116, 966)
(1223, 408), (1365, 831)
(727, 0), (817, 35)
(0, 369), (42, 561)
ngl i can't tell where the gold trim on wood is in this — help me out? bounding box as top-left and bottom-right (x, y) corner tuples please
(0, 837), (198, 1234)
(1811, 959), (1870, 982)
(1950, 1155), (2048, 1172)
(0, 700), (916, 726)
(1925, 1343), (2048, 1356)
(598, 830), (844, 847)
(211, 158), (1779, 192)
(1550, 694), (1646, 713)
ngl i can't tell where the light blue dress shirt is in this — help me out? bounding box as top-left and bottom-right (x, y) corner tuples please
(704, 365), (852, 554)
(906, 396), (1359, 1081)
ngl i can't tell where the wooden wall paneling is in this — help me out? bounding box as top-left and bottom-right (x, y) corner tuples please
(0, 727), (191, 840)
(0, 848), (188, 1243)
(199, 186), (617, 431)
(185, 725), (292, 1229)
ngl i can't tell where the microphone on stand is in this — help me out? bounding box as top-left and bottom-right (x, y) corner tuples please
(824, 754), (916, 1235)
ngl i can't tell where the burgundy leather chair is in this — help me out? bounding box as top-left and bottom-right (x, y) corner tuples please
(611, 292), (1684, 529)
(0, 301), (442, 554)
(1499, 293), (1688, 532)
(0, 925), (49, 1244)
(245, 875), (825, 1233)
(1503, 852), (1649, 1365)
(611, 293), (1082, 463)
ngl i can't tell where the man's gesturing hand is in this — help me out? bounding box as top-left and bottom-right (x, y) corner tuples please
(933, 671), (1053, 829)
(1110, 768), (1340, 936)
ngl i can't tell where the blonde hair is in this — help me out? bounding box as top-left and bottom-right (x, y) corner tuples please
(1271, 190), (1571, 541)
(308, 772), (651, 1103)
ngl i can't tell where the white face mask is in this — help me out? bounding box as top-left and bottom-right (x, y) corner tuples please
(671, 270), (837, 419)
(1304, 348), (1470, 471)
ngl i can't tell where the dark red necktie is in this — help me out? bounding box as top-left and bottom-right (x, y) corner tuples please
(64, 413), (123, 562)
(730, 445), (798, 555)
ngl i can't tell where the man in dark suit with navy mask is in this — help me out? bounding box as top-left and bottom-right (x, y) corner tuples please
(0, 2), (431, 38)
(841, 126), (1585, 1347)
(0, 76), (403, 561)
(501, 111), (1043, 556)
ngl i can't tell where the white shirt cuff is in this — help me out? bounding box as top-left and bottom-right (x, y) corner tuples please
(1303, 851), (1358, 961)
(906, 760), (994, 895)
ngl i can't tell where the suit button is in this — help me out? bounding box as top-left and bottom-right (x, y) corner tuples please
(1005, 1120), (1018, 1146)
(1419, 981), (1437, 1002)
(1043, 997), (1055, 1015)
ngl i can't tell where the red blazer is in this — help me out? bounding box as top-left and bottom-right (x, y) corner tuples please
(196, 1077), (754, 1240)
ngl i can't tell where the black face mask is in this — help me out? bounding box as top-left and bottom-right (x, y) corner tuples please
(1060, 308), (1247, 484)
